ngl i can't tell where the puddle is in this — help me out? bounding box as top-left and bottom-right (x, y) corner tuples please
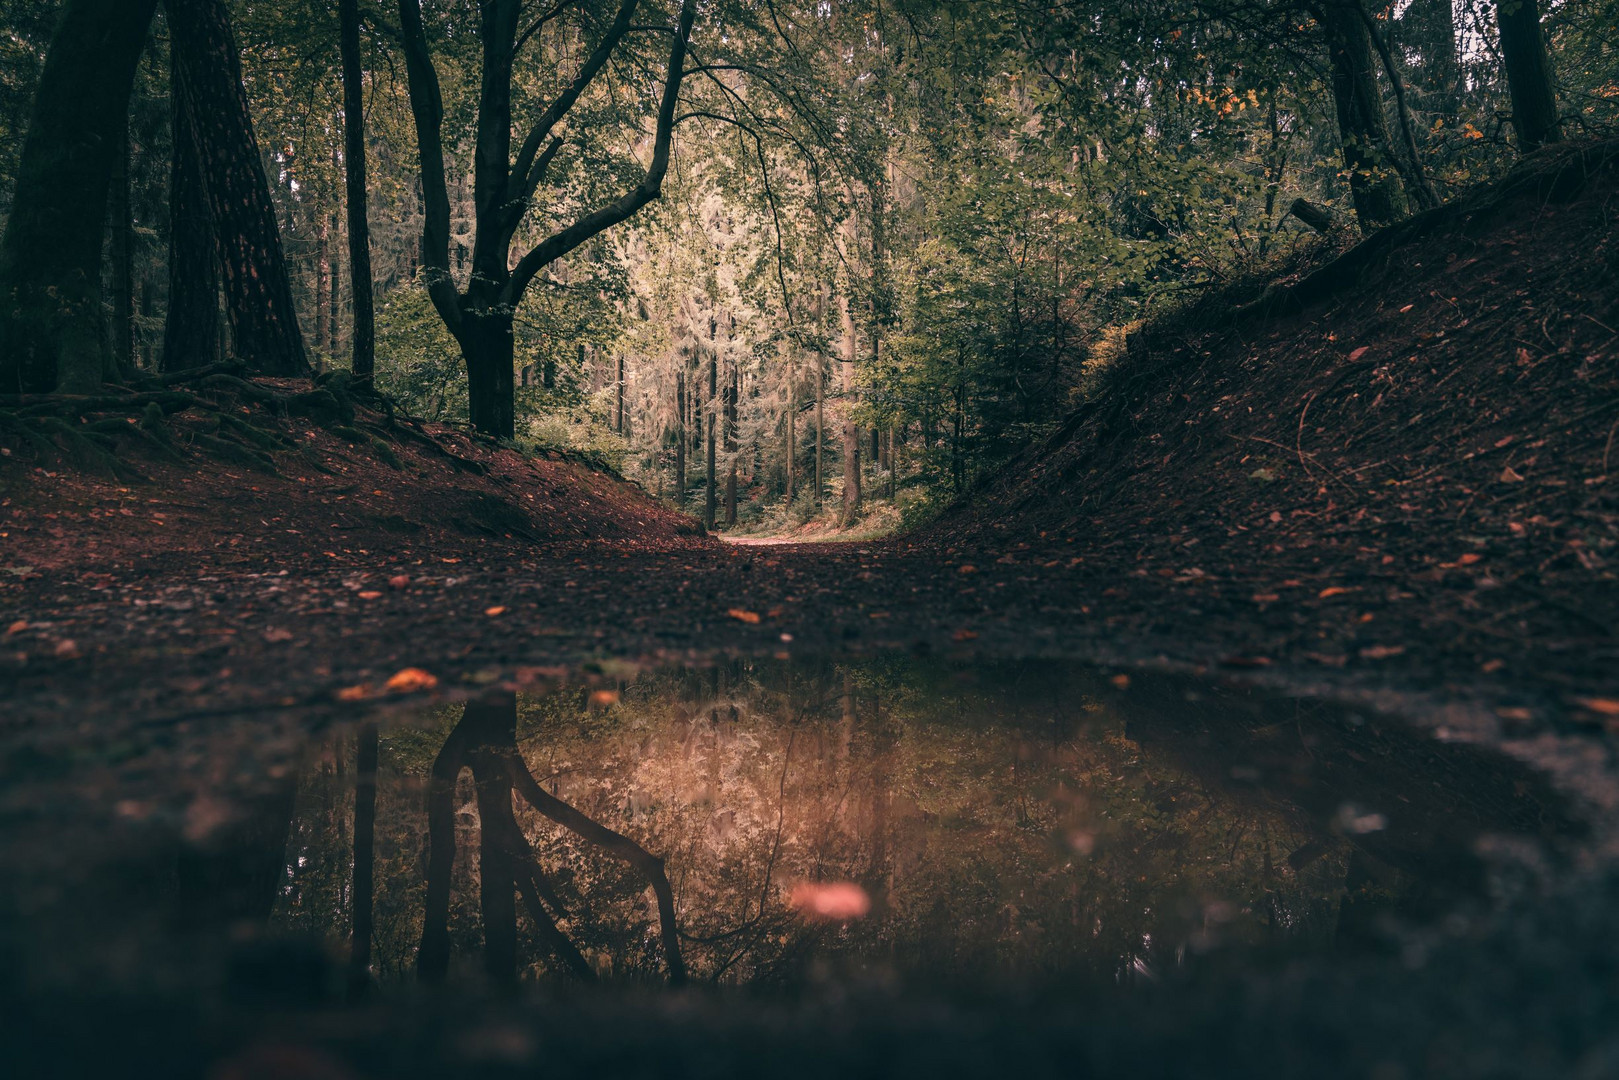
(0, 658), (1595, 1076)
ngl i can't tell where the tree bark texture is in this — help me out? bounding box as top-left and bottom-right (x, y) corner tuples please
(1495, 0), (1561, 151)
(169, 0), (309, 376)
(1320, 0), (1408, 231)
(162, 32), (220, 374)
(0, 0), (159, 393)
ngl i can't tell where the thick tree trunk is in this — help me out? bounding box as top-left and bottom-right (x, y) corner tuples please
(169, 0), (309, 377)
(328, 211), (342, 357)
(462, 308), (517, 438)
(464, 702), (519, 987)
(1320, 0), (1408, 231)
(0, 0), (159, 393)
(1495, 0), (1560, 151)
(162, 38), (220, 374)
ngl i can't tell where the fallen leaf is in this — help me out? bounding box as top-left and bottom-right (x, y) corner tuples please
(388, 575), (410, 589)
(1573, 698), (1619, 717)
(1499, 467), (1525, 483)
(588, 689), (620, 707)
(357, 590), (383, 600)
(1495, 706), (1533, 722)
(6, 620), (25, 635)
(1348, 346), (1370, 362)
(1318, 586), (1352, 598)
(485, 606), (507, 617)
(1481, 659), (1506, 673)
(384, 668), (438, 693)
(953, 629), (979, 641)
(1399, 303), (1415, 313)
(1359, 644), (1406, 660)
(336, 684), (371, 702)
(263, 628), (294, 643)
(726, 608), (761, 624)
(53, 639), (80, 659)
(1110, 674), (1131, 689)
(1251, 593), (1280, 603)
(789, 881), (870, 922)
(958, 564), (978, 574)
(1457, 553), (1483, 565)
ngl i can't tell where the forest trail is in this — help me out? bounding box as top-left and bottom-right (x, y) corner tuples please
(3, 143), (1616, 741)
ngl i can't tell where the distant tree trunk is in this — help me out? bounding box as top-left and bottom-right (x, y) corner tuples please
(1355, 0), (1438, 210)
(839, 292), (861, 524)
(616, 352), (626, 433)
(162, 36), (219, 374)
(784, 372), (796, 504)
(169, 0), (309, 376)
(1412, 0), (1460, 110)
(675, 367), (687, 505)
(328, 211), (342, 356)
(315, 214), (332, 361)
(724, 363), (738, 526)
(109, 110), (137, 381)
(348, 722), (378, 998)
(886, 426), (897, 500)
(1495, 0), (1560, 151)
(0, 0), (159, 393)
(1319, 0), (1408, 230)
(705, 349), (717, 531)
(815, 356), (824, 507)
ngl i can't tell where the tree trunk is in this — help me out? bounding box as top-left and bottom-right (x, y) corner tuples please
(0, 0), (159, 393)
(724, 362), (738, 526)
(464, 702), (519, 988)
(109, 108), (136, 381)
(169, 0), (309, 377)
(462, 307), (516, 438)
(815, 356), (824, 507)
(784, 373), (796, 504)
(675, 368), (686, 505)
(1320, 0), (1408, 231)
(162, 34), (220, 375)
(1495, 0), (1560, 151)
(339, 0), (375, 390)
(328, 212), (342, 357)
(315, 214), (332, 361)
(705, 350), (717, 531)
(349, 722), (378, 998)
(839, 293), (861, 525)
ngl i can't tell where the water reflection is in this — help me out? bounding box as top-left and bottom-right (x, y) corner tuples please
(271, 659), (1574, 993)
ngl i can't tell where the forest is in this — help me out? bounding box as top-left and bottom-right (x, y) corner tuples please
(1, 0), (1618, 1077)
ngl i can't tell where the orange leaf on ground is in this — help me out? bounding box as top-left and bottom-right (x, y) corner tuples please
(588, 689), (620, 707)
(388, 575), (410, 589)
(6, 620), (26, 635)
(1359, 644), (1406, 660)
(358, 591), (382, 600)
(726, 608), (761, 624)
(789, 881), (871, 922)
(1574, 698), (1619, 717)
(485, 606), (507, 617)
(1111, 674), (1131, 689)
(1318, 586), (1352, 598)
(336, 684), (370, 702)
(384, 668), (438, 693)
(953, 629), (979, 641)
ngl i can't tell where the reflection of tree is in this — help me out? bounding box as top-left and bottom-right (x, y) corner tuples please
(418, 692), (685, 986)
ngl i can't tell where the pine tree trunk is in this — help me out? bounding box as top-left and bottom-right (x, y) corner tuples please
(0, 0), (159, 393)
(328, 211), (342, 357)
(162, 33), (220, 374)
(1495, 0), (1560, 151)
(785, 375), (796, 504)
(169, 0), (309, 376)
(815, 357), (824, 507)
(1321, 0), (1409, 231)
(339, 0), (375, 386)
(109, 109), (136, 381)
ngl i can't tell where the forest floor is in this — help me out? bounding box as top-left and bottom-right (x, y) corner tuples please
(3, 140), (1619, 1080)
(3, 142), (1617, 744)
